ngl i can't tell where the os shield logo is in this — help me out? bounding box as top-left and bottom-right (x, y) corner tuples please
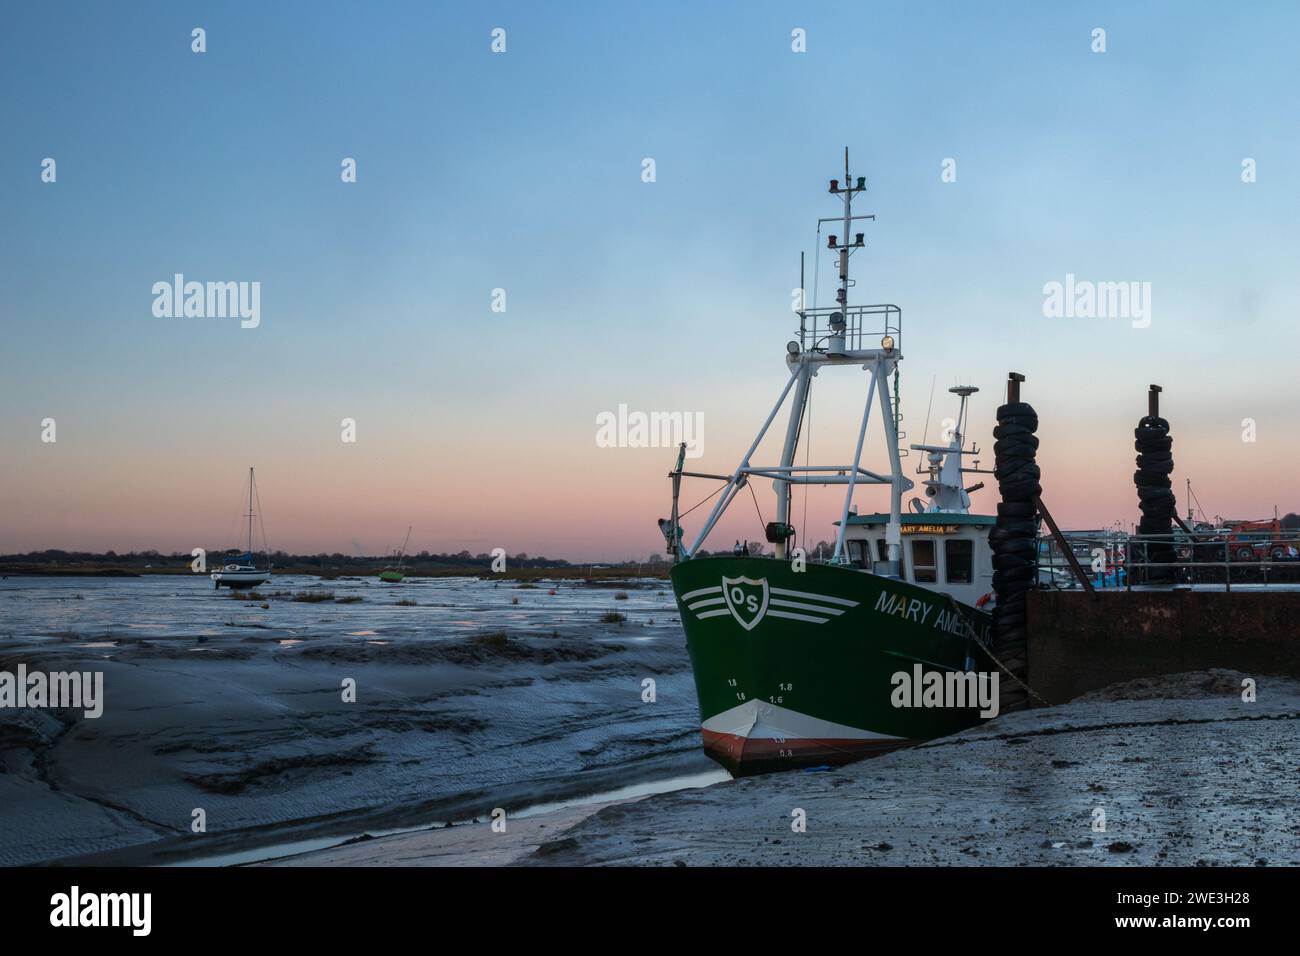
(722, 576), (769, 631)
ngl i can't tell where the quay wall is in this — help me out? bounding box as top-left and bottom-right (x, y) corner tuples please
(1026, 588), (1300, 702)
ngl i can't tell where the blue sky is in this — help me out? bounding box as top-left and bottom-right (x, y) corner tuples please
(2, 2), (1298, 558)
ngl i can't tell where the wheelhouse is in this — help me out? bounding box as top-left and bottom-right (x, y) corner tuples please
(840, 512), (994, 606)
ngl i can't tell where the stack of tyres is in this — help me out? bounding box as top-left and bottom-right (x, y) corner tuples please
(990, 401), (1041, 713)
(1134, 416), (1176, 582)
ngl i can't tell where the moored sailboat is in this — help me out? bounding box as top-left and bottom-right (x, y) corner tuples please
(211, 467), (272, 589)
(379, 526), (412, 583)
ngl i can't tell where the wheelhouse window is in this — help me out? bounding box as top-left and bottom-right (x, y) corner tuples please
(847, 539), (869, 570)
(910, 539), (937, 583)
(876, 537), (904, 576)
(945, 538), (973, 584)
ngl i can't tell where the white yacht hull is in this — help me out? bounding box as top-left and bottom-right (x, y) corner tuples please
(211, 567), (271, 588)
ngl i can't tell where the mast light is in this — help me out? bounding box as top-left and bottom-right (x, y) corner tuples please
(856, 176), (866, 190)
(881, 335), (895, 353)
(827, 235), (837, 248)
(829, 179), (839, 192)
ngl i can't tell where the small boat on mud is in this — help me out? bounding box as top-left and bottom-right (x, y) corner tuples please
(379, 526), (412, 583)
(662, 155), (998, 776)
(211, 467), (272, 589)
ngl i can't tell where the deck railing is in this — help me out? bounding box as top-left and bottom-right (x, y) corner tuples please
(1036, 530), (1300, 591)
(798, 303), (901, 354)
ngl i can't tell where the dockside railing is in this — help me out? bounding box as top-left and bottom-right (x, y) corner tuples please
(1036, 530), (1300, 591)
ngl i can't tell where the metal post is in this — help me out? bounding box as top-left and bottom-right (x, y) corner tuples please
(798, 252), (806, 346)
(1007, 371), (1024, 404)
(877, 359), (905, 571)
(832, 362), (880, 562)
(773, 362), (812, 560)
(1035, 496), (1095, 594)
(669, 443), (685, 562)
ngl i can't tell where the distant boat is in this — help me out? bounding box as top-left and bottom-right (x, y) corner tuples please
(211, 467), (272, 589)
(379, 526), (412, 583)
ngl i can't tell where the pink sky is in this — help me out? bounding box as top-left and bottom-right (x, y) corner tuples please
(3, 378), (1290, 562)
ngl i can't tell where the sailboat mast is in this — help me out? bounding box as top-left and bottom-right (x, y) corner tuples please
(247, 467), (254, 556)
(399, 525), (412, 568)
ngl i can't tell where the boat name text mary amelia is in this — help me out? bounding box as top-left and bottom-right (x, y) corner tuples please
(595, 403), (703, 458)
(152, 273), (260, 328)
(0, 665), (103, 718)
(891, 664), (999, 718)
(873, 589), (989, 642)
(50, 886), (150, 936)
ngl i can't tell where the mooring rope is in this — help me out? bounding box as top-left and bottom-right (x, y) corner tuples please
(748, 481), (766, 533)
(980, 637), (1053, 709)
(940, 591), (1053, 709)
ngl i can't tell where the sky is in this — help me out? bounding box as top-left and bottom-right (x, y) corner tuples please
(2, 1), (1298, 561)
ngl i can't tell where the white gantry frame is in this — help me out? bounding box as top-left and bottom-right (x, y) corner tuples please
(683, 344), (912, 571)
(682, 154), (911, 573)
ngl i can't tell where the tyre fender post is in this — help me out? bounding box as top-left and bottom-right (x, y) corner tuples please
(991, 372), (1038, 713)
(1134, 384), (1176, 582)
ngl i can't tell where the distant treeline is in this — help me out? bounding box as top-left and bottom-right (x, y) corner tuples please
(8, 516), (1293, 574)
(0, 548), (670, 572)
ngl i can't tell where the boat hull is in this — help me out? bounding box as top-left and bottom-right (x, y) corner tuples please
(378, 571), (404, 583)
(211, 568), (271, 589)
(672, 557), (994, 775)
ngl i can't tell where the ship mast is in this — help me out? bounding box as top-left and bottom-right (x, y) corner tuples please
(908, 386), (994, 513)
(837, 147), (852, 317)
(773, 151), (868, 560)
(681, 152), (910, 571)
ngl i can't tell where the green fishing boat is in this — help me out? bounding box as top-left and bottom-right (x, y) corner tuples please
(379, 526), (412, 583)
(661, 155), (998, 776)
